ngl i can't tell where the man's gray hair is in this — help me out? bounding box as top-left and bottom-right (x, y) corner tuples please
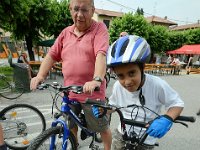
(69, 0), (94, 6)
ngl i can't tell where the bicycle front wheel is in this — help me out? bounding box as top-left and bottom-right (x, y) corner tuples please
(0, 104), (46, 150)
(0, 79), (24, 100)
(27, 126), (77, 150)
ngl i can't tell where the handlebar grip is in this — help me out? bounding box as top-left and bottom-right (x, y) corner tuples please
(175, 116), (196, 122)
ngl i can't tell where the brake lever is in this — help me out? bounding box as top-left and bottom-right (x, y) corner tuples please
(174, 120), (188, 128)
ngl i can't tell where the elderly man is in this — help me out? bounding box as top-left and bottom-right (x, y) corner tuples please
(30, 0), (112, 149)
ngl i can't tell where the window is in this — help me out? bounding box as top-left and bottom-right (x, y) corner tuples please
(103, 20), (110, 28)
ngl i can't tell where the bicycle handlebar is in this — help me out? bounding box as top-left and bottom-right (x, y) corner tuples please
(85, 98), (196, 145)
(37, 82), (100, 94)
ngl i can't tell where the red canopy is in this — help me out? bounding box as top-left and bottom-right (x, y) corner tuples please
(167, 44), (200, 54)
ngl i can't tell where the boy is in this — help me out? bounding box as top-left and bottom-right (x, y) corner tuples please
(93, 35), (184, 150)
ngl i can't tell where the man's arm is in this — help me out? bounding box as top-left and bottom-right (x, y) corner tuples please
(93, 53), (107, 80)
(83, 53), (106, 93)
(30, 54), (56, 90)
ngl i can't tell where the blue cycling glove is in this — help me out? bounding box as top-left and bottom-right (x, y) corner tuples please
(92, 106), (100, 118)
(146, 115), (173, 138)
(92, 106), (107, 118)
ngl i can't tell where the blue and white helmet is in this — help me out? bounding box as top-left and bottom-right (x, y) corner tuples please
(107, 35), (151, 67)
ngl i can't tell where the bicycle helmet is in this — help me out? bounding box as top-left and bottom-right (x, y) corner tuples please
(107, 35), (151, 67)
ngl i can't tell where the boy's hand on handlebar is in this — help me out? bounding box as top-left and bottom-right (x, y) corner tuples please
(30, 76), (45, 90)
(146, 115), (173, 138)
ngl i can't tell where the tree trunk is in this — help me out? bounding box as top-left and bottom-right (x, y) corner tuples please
(25, 35), (35, 61)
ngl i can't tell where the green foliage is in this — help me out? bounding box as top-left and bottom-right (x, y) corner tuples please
(0, 0), (72, 60)
(187, 28), (200, 44)
(136, 7), (144, 15)
(42, 0), (73, 37)
(168, 30), (189, 51)
(109, 12), (200, 54)
(147, 25), (169, 54)
(109, 13), (150, 43)
(0, 66), (13, 77)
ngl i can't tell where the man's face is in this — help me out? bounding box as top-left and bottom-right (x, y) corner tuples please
(113, 63), (142, 92)
(70, 0), (94, 32)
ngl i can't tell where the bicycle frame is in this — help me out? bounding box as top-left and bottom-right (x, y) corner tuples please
(49, 91), (97, 150)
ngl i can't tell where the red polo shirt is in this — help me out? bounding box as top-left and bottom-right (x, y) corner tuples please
(49, 20), (109, 102)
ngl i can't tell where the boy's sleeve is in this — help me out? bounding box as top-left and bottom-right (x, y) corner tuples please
(158, 80), (184, 110)
(108, 81), (118, 106)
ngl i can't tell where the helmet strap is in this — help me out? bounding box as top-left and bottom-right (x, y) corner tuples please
(137, 73), (146, 106)
(139, 88), (145, 106)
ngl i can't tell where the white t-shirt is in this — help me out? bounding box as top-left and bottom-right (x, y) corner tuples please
(109, 74), (184, 145)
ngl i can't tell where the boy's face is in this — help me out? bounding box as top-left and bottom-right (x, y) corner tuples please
(113, 63), (142, 92)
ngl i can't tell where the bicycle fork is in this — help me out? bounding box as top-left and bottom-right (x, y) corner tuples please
(50, 119), (70, 150)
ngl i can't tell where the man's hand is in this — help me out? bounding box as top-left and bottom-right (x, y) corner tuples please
(30, 76), (45, 90)
(146, 115), (173, 138)
(83, 80), (101, 94)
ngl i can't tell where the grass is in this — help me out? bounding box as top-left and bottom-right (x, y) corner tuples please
(0, 66), (13, 81)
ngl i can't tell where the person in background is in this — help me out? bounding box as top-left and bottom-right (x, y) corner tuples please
(92, 35), (184, 150)
(186, 54), (193, 75)
(30, 0), (112, 149)
(166, 54), (172, 66)
(0, 124), (7, 150)
(170, 55), (181, 75)
(119, 31), (128, 37)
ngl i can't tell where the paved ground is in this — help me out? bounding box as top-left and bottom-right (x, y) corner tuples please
(0, 70), (200, 150)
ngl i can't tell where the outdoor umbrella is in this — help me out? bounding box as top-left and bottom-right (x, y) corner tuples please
(37, 39), (55, 47)
(167, 44), (200, 54)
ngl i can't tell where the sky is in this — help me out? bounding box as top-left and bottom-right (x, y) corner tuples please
(94, 0), (200, 25)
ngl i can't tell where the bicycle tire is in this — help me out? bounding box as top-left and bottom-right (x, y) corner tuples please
(0, 77), (24, 100)
(27, 126), (77, 150)
(0, 104), (46, 150)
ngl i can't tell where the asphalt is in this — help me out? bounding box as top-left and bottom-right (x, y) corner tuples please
(0, 65), (200, 150)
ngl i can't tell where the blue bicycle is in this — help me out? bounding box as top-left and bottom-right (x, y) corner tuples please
(27, 82), (105, 150)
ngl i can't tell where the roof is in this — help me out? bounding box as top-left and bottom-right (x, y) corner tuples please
(94, 8), (123, 17)
(171, 22), (200, 31)
(146, 15), (177, 26)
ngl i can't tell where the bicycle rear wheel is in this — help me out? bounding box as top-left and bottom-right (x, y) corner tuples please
(27, 126), (77, 150)
(0, 78), (24, 100)
(0, 104), (46, 150)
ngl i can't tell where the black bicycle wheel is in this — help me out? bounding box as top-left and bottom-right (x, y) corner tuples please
(27, 126), (77, 150)
(0, 77), (24, 100)
(0, 104), (46, 150)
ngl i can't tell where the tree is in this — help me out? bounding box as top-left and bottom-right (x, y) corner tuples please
(41, 0), (73, 38)
(147, 25), (169, 54)
(109, 13), (150, 43)
(136, 7), (144, 15)
(0, 0), (72, 60)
